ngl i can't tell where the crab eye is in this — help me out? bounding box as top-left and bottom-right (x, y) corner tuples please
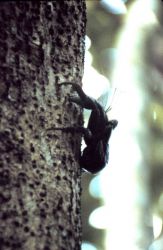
(110, 120), (118, 129)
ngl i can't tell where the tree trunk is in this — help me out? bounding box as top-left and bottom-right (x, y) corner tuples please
(0, 1), (86, 250)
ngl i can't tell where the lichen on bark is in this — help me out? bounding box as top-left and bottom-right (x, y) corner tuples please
(0, 1), (86, 250)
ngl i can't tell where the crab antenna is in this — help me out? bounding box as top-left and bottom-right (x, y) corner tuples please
(106, 87), (117, 113)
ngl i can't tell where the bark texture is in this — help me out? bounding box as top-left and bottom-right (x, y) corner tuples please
(0, 1), (86, 250)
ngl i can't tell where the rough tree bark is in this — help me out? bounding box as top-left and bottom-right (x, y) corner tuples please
(0, 1), (86, 250)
